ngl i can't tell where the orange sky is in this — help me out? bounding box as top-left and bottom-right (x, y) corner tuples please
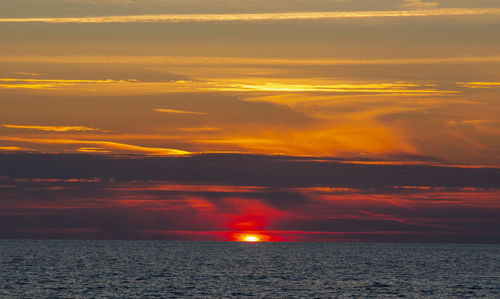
(0, 0), (499, 165)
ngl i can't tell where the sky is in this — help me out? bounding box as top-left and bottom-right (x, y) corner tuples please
(0, 0), (499, 242)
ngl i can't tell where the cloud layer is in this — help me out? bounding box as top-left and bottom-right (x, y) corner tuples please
(0, 153), (498, 242)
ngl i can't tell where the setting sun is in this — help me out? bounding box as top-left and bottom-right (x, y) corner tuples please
(242, 235), (260, 242)
(228, 232), (277, 242)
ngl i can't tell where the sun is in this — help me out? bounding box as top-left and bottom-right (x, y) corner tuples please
(230, 232), (274, 242)
(242, 235), (260, 242)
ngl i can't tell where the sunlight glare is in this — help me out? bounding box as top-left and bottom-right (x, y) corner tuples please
(243, 235), (260, 242)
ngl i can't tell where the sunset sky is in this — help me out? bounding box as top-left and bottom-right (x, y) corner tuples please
(1, 0), (499, 242)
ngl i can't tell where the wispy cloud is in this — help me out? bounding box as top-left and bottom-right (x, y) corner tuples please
(0, 76), (455, 95)
(401, 0), (439, 9)
(0, 78), (130, 83)
(154, 108), (207, 115)
(193, 124), (417, 157)
(2, 124), (105, 132)
(0, 8), (499, 23)
(201, 81), (457, 94)
(0, 137), (191, 155)
(445, 120), (500, 137)
(457, 82), (500, 89)
(12, 72), (43, 76)
(178, 127), (220, 132)
(2, 55), (500, 66)
(0, 78), (133, 89)
(0, 146), (36, 152)
(76, 147), (112, 153)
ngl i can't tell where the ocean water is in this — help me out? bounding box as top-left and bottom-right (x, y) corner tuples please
(0, 241), (498, 298)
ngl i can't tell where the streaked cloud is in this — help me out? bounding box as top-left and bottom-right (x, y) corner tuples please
(0, 146), (35, 152)
(457, 82), (500, 89)
(0, 78), (130, 83)
(154, 108), (207, 115)
(0, 84), (55, 90)
(2, 55), (500, 66)
(446, 120), (499, 126)
(0, 8), (499, 23)
(401, 0), (439, 9)
(12, 72), (43, 76)
(202, 81), (456, 94)
(178, 127), (220, 132)
(0, 76), (457, 95)
(2, 124), (105, 132)
(0, 137), (190, 155)
(2, 153), (498, 187)
(445, 119), (500, 138)
(194, 125), (417, 157)
(76, 147), (112, 153)
(0, 78), (133, 89)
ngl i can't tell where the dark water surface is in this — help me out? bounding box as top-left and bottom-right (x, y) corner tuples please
(1, 241), (499, 298)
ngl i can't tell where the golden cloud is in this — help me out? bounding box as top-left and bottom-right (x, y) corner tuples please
(2, 55), (500, 66)
(0, 146), (36, 152)
(2, 124), (105, 132)
(0, 137), (190, 155)
(457, 82), (500, 89)
(0, 8), (499, 23)
(154, 108), (207, 115)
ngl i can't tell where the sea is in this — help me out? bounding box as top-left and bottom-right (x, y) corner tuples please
(1, 240), (498, 298)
